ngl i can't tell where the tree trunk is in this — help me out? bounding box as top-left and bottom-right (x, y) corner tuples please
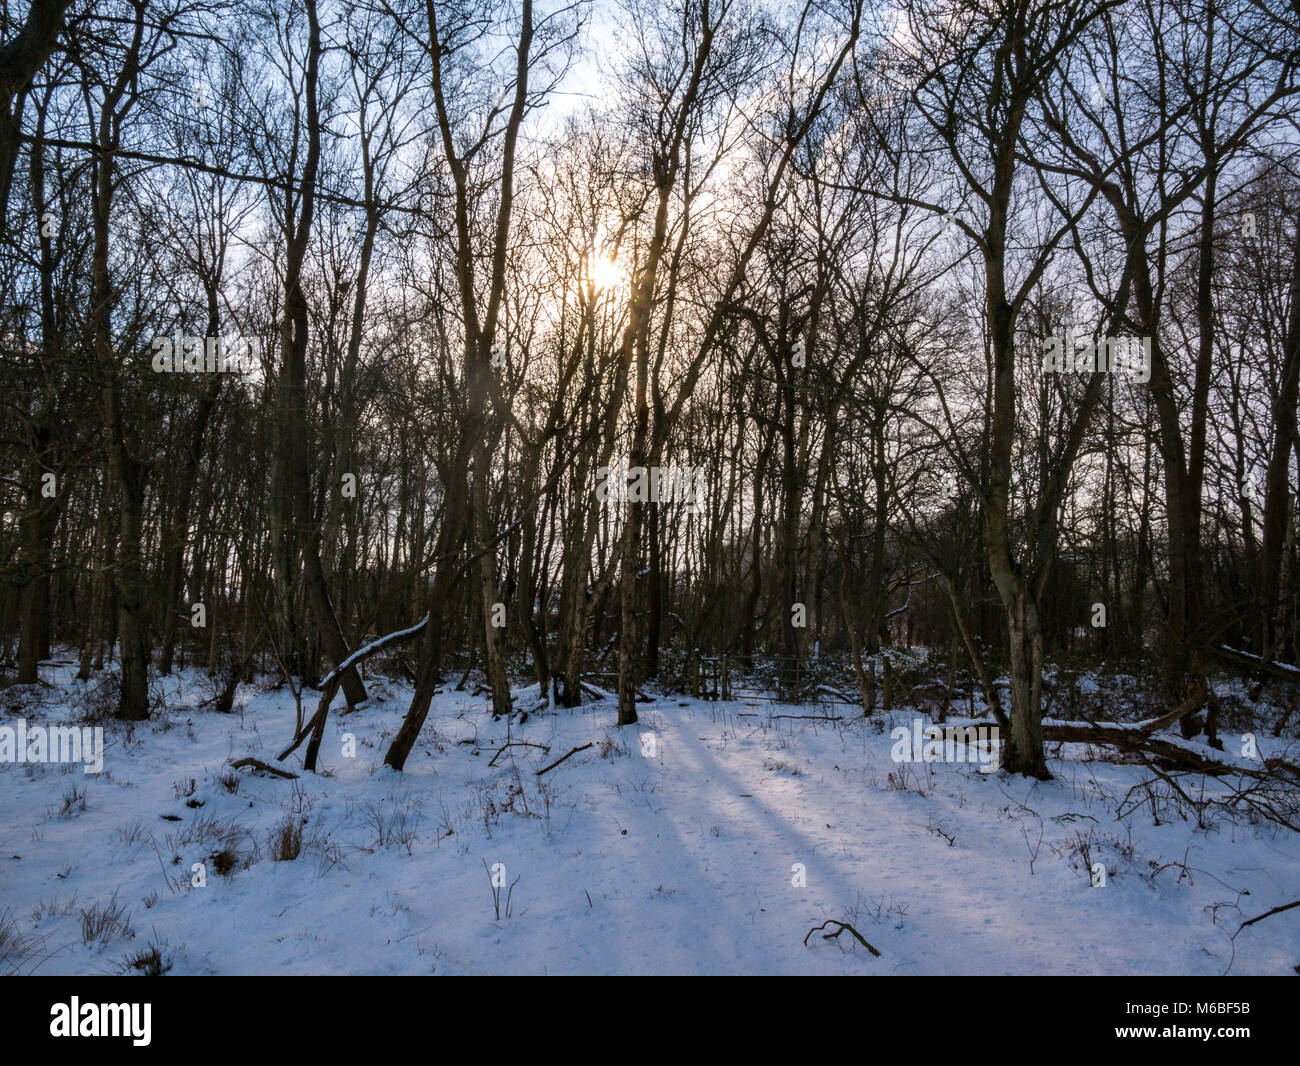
(275, 0), (366, 709)
(158, 290), (223, 675)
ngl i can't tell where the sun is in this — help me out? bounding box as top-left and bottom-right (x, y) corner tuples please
(586, 252), (626, 292)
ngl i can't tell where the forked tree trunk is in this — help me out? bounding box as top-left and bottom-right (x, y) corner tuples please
(474, 437), (512, 717)
(385, 465), (471, 770)
(1003, 591), (1049, 779)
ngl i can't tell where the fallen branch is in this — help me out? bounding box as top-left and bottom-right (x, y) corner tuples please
(1238, 898), (1300, 930)
(278, 613), (433, 769)
(229, 757), (299, 780)
(769, 713), (843, 721)
(803, 920), (881, 957)
(488, 741), (550, 768)
(320, 612), (429, 689)
(536, 742), (594, 777)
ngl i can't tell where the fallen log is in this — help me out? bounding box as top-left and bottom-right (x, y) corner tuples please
(1041, 719), (1256, 774)
(1214, 644), (1300, 683)
(577, 680), (654, 703)
(1135, 677), (1206, 734)
(520, 695), (549, 717)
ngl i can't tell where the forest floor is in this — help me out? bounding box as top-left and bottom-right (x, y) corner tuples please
(2, 661), (1299, 975)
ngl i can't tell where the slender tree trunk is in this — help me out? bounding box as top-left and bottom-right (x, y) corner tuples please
(87, 12), (151, 720)
(474, 436), (512, 716)
(159, 289), (223, 674)
(275, 0), (365, 709)
(16, 466), (58, 683)
(385, 480), (469, 770)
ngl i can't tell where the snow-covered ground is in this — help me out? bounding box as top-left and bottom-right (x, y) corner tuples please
(2, 664), (1299, 975)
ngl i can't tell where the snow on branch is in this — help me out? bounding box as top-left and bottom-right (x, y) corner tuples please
(319, 612), (430, 689)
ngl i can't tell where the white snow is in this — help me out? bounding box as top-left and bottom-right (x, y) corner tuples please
(2, 664), (1298, 975)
